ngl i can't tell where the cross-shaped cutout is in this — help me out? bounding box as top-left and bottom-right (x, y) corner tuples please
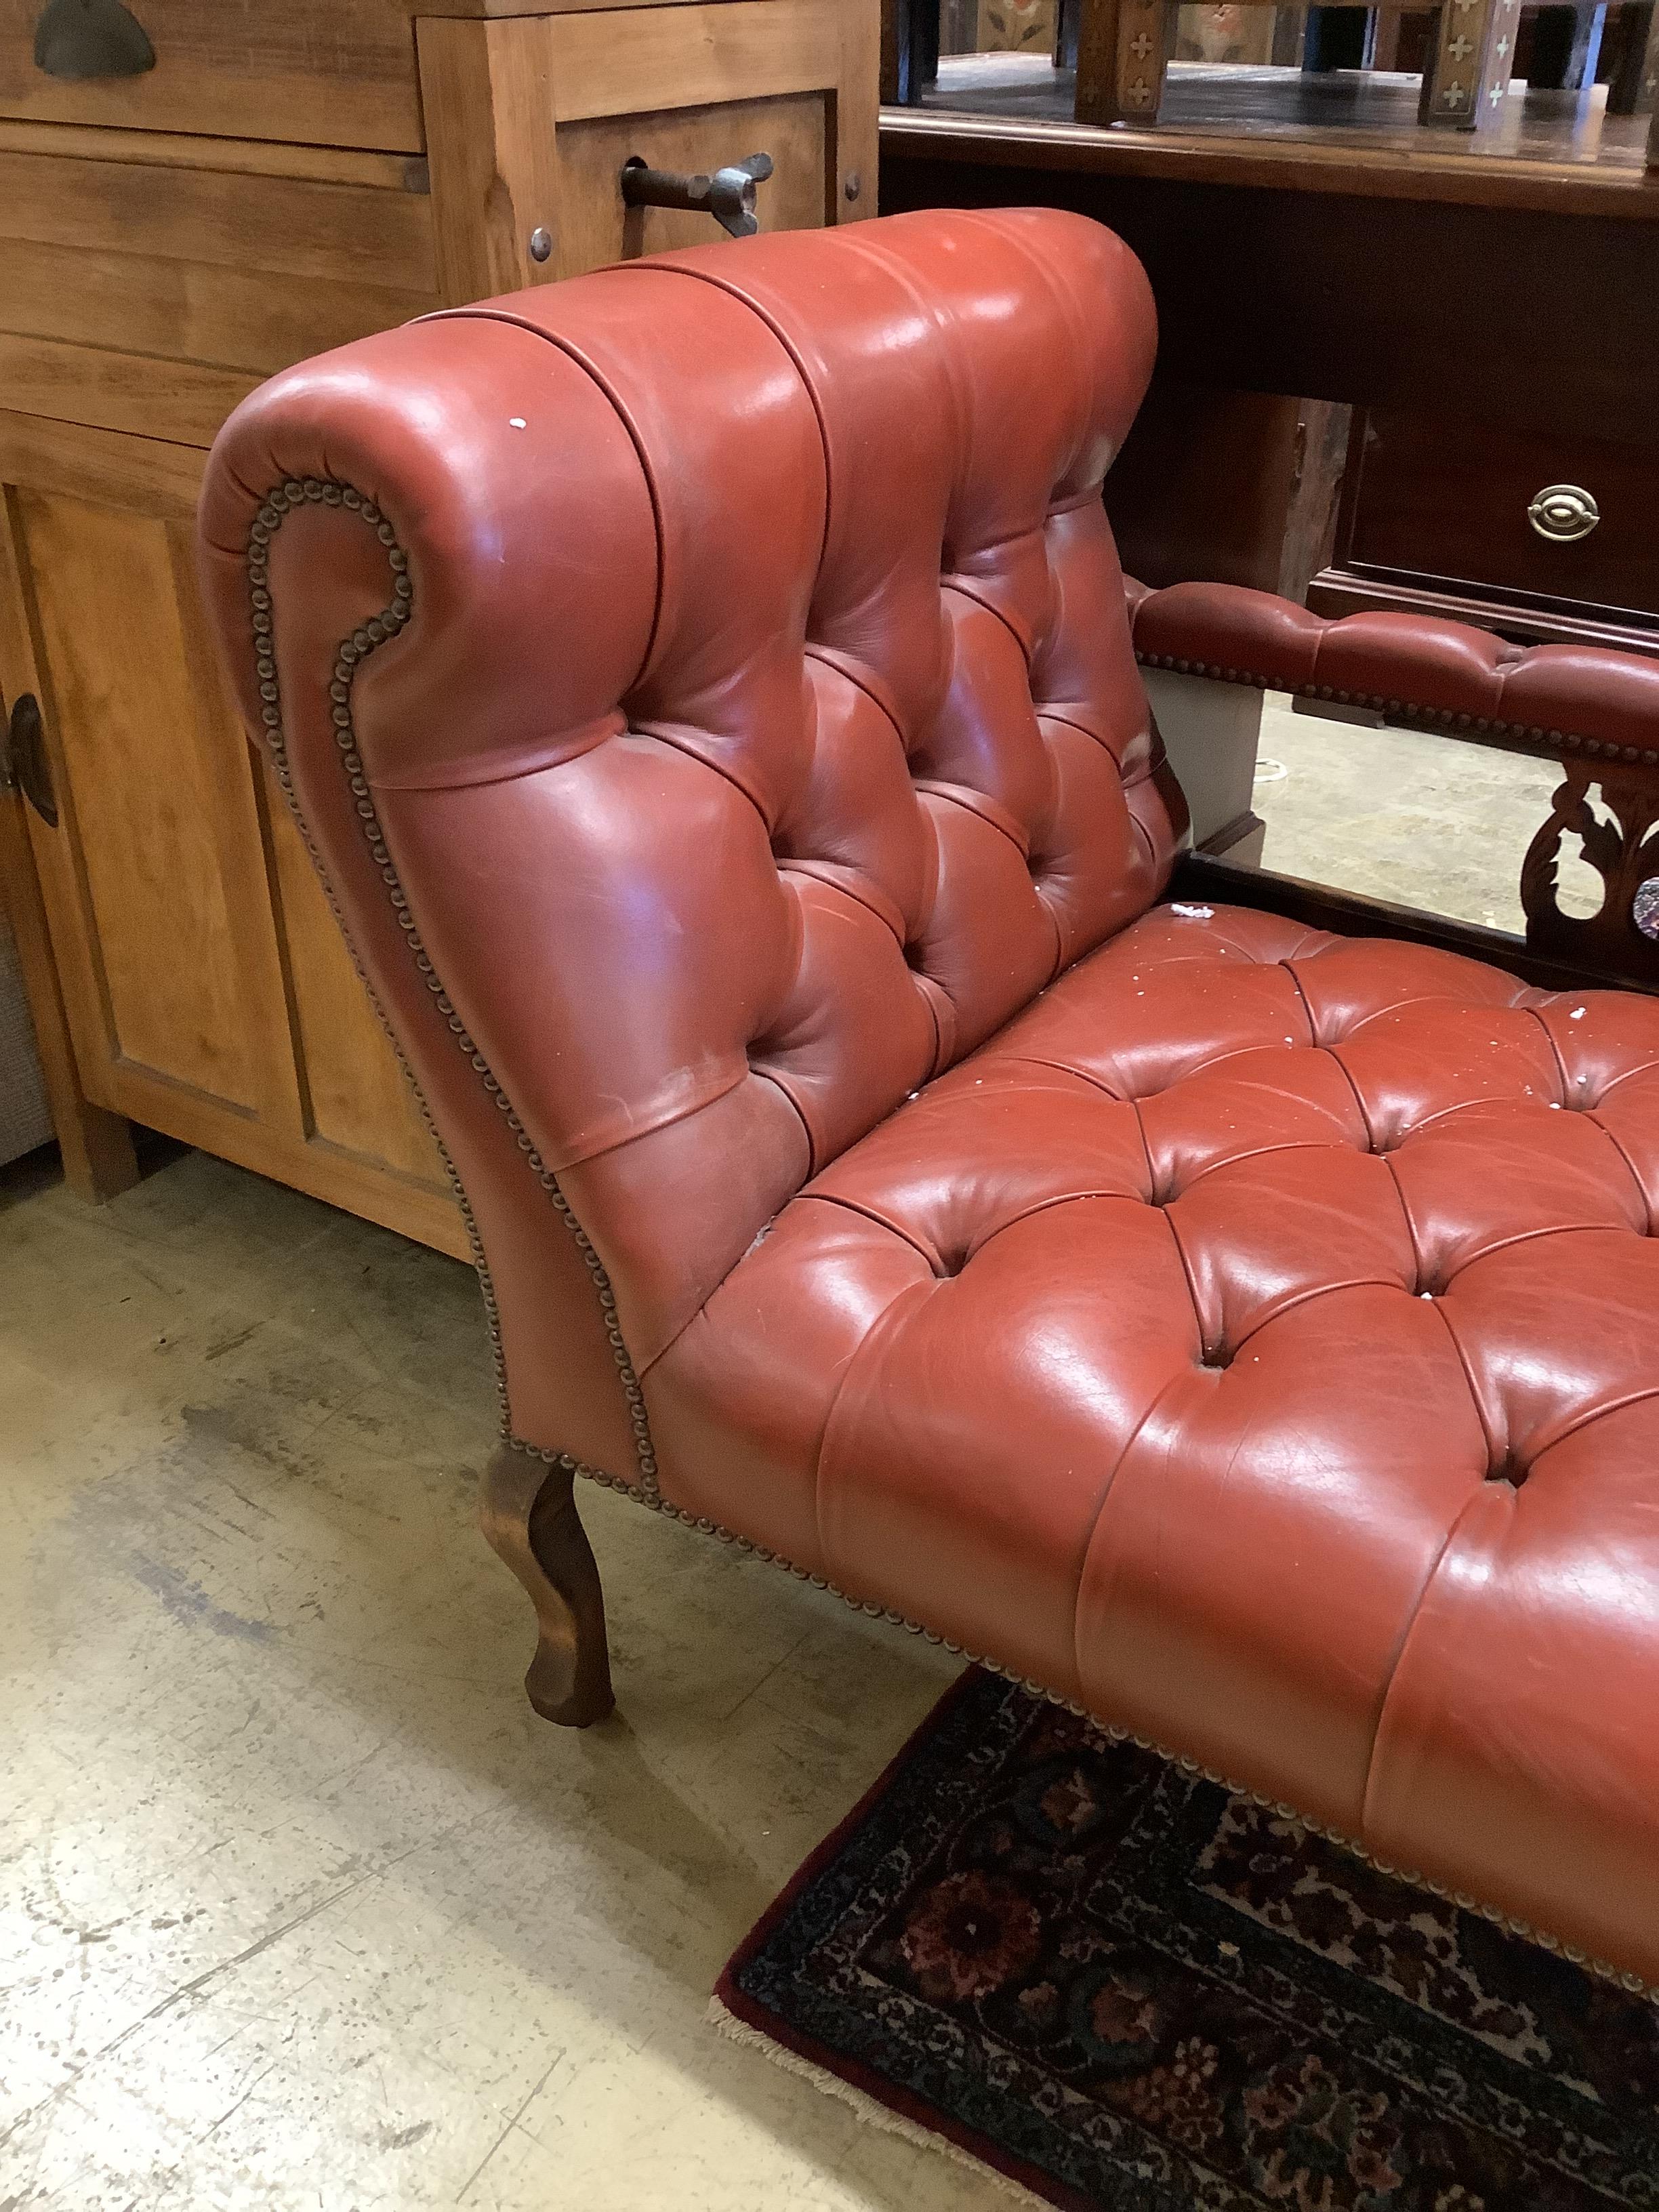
(1443, 81), (1469, 104)
(1128, 77), (1152, 104)
(1130, 30), (1152, 58)
(1448, 33), (1472, 58)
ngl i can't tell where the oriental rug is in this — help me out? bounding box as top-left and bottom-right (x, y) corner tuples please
(712, 1670), (1659, 2211)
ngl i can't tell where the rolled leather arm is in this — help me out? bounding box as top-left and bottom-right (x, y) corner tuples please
(1125, 579), (1659, 766)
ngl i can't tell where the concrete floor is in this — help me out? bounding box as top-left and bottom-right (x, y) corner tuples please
(0, 712), (1538, 2211)
(1252, 697), (1565, 933)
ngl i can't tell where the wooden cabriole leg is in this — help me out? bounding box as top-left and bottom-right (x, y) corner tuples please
(480, 1443), (615, 1727)
(1076, 0), (1176, 123)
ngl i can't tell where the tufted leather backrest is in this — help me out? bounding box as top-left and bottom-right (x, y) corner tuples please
(199, 209), (1185, 1477)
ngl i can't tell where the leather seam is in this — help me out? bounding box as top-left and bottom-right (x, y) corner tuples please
(1376, 1150), (1427, 1286)
(243, 475), (661, 1501)
(803, 645), (909, 751)
(1320, 1044), (1383, 1153)
(791, 1189), (939, 1270)
(957, 1187), (1155, 1273)
(1429, 1295), (1504, 1473)
(811, 1275), (937, 1574)
(916, 778), (1031, 863)
(1540, 1381), (1659, 1457)
(1520, 1000), (1574, 1103)
(1437, 1216), (1644, 1273)
(611, 259), (838, 579)
(1357, 1480), (1499, 1847)
(556, 1063), (752, 1174)
(1591, 1115), (1657, 1231)
(1128, 1097), (1160, 1200)
(783, 860), (907, 950)
(1221, 1272), (1430, 1361)
(642, 722), (774, 831)
(1278, 960), (1322, 1045)
(1038, 702), (1128, 761)
(422, 304), (668, 689)
(1066, 1357), (1197, 1696)
(1160, 1206), (1208, 1356)
(943, 573), (1034, 667)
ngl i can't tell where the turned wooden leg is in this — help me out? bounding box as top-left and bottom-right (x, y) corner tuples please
(1076, 0), (1176, 123)
(480, 1444), (615, 1727)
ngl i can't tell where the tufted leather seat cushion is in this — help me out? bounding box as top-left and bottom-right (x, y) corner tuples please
(651, 899), (1659, 1980)
(199, 207), (1659, 1990)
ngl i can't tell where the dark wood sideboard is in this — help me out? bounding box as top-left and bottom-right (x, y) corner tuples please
(882, 109), (1659, 985)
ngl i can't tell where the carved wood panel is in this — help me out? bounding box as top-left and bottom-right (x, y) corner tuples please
(1521, 761), (1659, 988)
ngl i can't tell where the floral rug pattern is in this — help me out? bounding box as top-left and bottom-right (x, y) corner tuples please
(718, 1672), (1659, 2211)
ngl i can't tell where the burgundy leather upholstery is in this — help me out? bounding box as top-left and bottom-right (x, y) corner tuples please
(1128, 578), (1659, 764)
(199, 209), (1659, 1990)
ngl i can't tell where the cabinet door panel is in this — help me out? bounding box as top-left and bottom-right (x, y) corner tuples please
(1, 428), (462, 1253)
(16, 485), (279, 1113)
(261, 767), (447, 1186)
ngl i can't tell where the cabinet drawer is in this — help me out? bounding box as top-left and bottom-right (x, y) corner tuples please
(0, 0), (423, 152)
(1343, 410), (1659, 623)
(0, 135), (439, 442)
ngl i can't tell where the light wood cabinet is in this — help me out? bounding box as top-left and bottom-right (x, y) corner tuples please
(0, 0), (877, 1250)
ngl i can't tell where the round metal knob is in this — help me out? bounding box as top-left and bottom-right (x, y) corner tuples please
(1527, 484), (1600, 543)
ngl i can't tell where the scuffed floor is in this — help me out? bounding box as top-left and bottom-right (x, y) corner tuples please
(0, 1147), (971, 2211)
(1252, 699), (1562, 933)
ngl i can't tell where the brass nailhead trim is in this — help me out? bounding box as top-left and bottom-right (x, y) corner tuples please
(245, 476), (660, 1502)
(1134, 650), (1659, 769)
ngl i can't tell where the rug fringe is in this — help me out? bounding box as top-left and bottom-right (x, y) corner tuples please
(705, 1994), (1056, 2210)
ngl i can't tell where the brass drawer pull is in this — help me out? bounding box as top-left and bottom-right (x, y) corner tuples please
(33, 0), (155, 80)
(1528, 484), (1600, 544)
(620, 152), (774, 241)
(3, 694), (58, 828)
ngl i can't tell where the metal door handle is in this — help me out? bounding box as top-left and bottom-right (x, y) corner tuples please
(34, 0), (155, 80)
(5, 695), (58, 827)
(620, 152), (773, 241)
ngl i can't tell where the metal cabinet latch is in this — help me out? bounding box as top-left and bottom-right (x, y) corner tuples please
(4, 695), (58, 827)
(619, 152), (774, 241)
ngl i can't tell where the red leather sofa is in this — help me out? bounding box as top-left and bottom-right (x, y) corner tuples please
(198, 209), (1659, 1995)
